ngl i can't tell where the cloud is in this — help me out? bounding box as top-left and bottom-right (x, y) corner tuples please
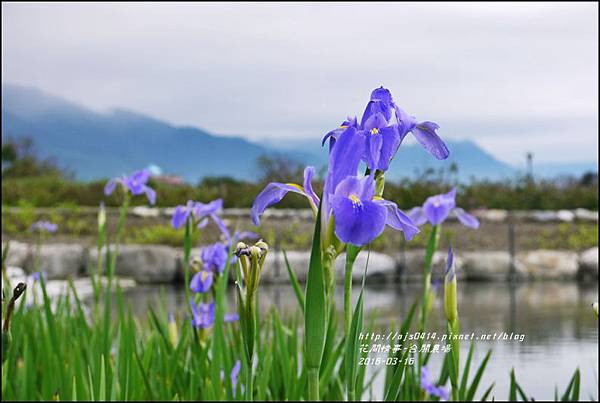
(2, 2), (598, 165)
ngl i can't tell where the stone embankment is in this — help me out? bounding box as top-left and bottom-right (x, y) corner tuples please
(4, 240), (597, 284)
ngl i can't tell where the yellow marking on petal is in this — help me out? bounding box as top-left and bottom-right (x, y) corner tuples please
(201, 271), (210, 281)
(349, 194), (362, 205)
(370, 128), (379, 135)
(339, 125), (348, 129)
(372, 196), (384, 201)
(285, 183), (304, 192)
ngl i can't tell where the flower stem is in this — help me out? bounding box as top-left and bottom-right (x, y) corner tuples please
(344, 259), (353, 338)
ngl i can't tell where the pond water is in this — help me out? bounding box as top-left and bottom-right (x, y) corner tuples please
(122, 280), (599, 401)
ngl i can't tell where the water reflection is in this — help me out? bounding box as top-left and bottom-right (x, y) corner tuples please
(122, 281), (598, 400)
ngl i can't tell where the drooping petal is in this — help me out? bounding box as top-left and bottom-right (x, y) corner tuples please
(194, 199), (224, 218)
(411, 121), (449, 160)
(393, 105), (418, 140)
(251, 182), (311, 226)
(453, 208), (480, 229)
(303, 166), (320, 208)
(104, 178), (119, 196)
(211, 214), (231, 243)
(171, 205), (190, 229)
(331, 196), (387, 246)
(143, 186), (156, 205)
(407, 207), (429, 226)
(374, 199), (420, 241)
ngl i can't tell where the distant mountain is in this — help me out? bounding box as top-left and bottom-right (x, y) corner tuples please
(2, 84), (318, 182)
(2, 84), (594, 183)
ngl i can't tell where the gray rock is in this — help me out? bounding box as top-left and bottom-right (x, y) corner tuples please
(130, 206), (160, 218)
(574, 208), (598, 222)
(578, 247), (598, 278)
(2, 240), (30, 267)
(556, 210), (575, 222)
(88, 244), (180, 283)
(517, 250), (579, 280)
(478, 209), (508, 222)
(461, 251), (524, 281)
(23, 243), (86, 280)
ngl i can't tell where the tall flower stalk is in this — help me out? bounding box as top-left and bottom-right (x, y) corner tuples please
(235, 240), (269, 401)
(251, 87), (444, 399)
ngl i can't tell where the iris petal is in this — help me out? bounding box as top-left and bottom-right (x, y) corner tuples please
(407, 206), (428, 226)
(251, 182), (311, 226)
(143, 186), (156, 205)
(324, 126), (365, 197)
(331, 196), (387, 246)
(171, 205), (190, 229)
(374, 199), (420, 241)
(104, 178), (119, 196)
(190, 271), (213, 293)
(303, 166), (320, 208)
(411, 121), (449, 160)
(453, 208), (480, 229)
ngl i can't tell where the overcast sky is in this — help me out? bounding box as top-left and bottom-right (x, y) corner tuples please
(2, 2), (598, 165)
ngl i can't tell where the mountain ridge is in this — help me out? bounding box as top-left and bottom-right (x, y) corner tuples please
(2, 84), (594, 182)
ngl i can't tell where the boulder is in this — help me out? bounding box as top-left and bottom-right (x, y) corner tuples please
(130, 206), (160, 218)
(517, 250), (579, 280)
(2, 240), (30, 267)
(461, 251), (524, 281)
(578, 247), (598, 278)
(556, 210), (575, 222)
(88, 244), (180, 283)
(574, 208), (598, 222)
(478, 209), (508, 222)
(23, 243), (86, 280)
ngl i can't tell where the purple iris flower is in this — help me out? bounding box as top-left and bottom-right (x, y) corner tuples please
(252, 127), (418, 246)
(190, 270), (213, 293)
(29, 220), (58, 233)
(31, 271), (47, 282)
(171, 199), (225, 229)
(104, 169), (156, 205)
(408, 188), (479, 229)
(323, 87), (449, 172)
(420, 366), (450, 401)
(199, 242), (230, 273)
(190, 300), (215, 329)
(189, 300), (239, 329)
(331, 175), (419, 246)
(220, 360), (242, 396)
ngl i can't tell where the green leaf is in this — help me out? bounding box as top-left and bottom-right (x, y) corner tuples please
(304, 206), (326, 371)
(283, 249), (305, 314)
(345, 290), (364, 400)
(465, 349), (492, 401)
